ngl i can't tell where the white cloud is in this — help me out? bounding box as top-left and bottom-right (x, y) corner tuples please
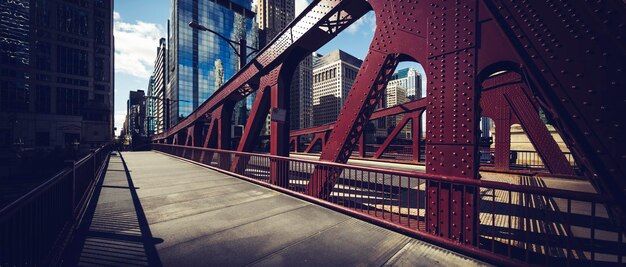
(114, 12), (165, 79)
(295, 0), (310, 16)
(345, 12), (375, 35)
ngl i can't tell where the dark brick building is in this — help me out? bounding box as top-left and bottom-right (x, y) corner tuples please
(0, 0), (114, 151)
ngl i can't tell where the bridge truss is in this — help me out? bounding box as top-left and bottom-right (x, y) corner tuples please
(153, 0), (625, 265)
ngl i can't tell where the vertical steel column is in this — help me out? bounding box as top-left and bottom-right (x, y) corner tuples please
(358, 132), (365, 158)
(289, 136), (300, 153)
(425, 0), (479, 245)
(411, 111), (422, 162)
(270, 81), (290, 187)
(493, 108), (512, 171)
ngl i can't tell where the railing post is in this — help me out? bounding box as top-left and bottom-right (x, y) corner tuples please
(65, 160), (76, 210)
(91, 149), (97, 179)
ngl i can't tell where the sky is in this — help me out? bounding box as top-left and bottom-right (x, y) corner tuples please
(113, 0), (424, 136)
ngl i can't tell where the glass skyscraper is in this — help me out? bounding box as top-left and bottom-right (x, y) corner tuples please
(167, 0), (258, 126)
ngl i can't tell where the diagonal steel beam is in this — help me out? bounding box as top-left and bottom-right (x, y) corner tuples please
(153, 0), (371, 142)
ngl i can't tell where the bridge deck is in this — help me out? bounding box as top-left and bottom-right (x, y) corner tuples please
(64, 151), (490, 266)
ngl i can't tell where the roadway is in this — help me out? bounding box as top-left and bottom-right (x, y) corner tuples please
(63, 151), (490, 266)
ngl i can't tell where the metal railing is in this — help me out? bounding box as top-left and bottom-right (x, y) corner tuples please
(154, 143), (624, 266)
(0, 144), (112, 266)
(510, 150), (578, 171)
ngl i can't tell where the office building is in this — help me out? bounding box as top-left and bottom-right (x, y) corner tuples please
(391, 68), (422, 100)
(127, 90), (146, 137)
(312, 50), (362, 126)
(148, 38), (167, 134)
(385, 80), (410, 139)
(167, 0), (258, 127)
(0, 0), (114, 150)
(257, 0), (312, 131)
(146, 75), (156, 136)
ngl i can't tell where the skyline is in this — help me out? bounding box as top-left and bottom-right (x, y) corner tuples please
(113, 0), (424, 135)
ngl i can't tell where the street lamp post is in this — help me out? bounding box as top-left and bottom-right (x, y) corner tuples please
(188, 21), (259, 138)
(188, 21), (258, 70)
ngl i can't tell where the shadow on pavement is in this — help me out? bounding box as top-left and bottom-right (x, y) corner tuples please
(62, 152), (163, 266)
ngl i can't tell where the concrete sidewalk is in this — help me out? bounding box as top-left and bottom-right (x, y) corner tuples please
(68, 151), (491, 266)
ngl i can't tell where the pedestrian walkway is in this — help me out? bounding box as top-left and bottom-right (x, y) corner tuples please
(64, 151), (490, 266)
(61, 152), (162, 266)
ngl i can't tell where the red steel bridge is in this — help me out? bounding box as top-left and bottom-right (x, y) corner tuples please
(148, 0), (626, 265)
(2, 0), (620, 266)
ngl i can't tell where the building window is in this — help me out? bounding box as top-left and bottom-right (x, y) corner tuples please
(0, 130), (10, 148)
(0, 80), (29, 112)
(36, 0), (50, 27)
(95, 93), (104, 103)
(36, 41), (51, 70)
(56, 87), (87, 115)
(57, 4), (89, 36)
(36, 85), (51, 113)
(35, 132), (50, 146)
(95, 19), (106, 44)
(94, 57), (107, 81)
(57, 46), (89, 76)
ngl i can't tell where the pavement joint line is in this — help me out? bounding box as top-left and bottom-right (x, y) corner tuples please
(136, 181), (248, 202)
(243, 217), (355, 266)
(160, 203), (313, 251)
(145, 191), (281, 226)
(138, 179), (243, 197)
(381, 239), (415, 266)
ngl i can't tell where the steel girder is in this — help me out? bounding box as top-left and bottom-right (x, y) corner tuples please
(303, 132), (328, 154)
(152, 0), (626, 236)
(292, 73), (572, 174)
(481, 73), (574, 175)
(152, 0), (372, 142)
(229, 65), (293, 186)
(372, 110), (423, 161)
(480, 1), (626, 222)
(296, 0), (481, 244)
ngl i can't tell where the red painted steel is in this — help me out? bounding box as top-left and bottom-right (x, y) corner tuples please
(481, 73), (574, 175)
(373, 112), (414, 159)
(152, 0), (626, 250)
(481, 0), (626, 224)
(504, 86), (574, 175)
(230, 83), (271, 173)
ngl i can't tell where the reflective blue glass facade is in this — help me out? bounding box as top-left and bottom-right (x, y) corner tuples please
(168, 0), (257, 125)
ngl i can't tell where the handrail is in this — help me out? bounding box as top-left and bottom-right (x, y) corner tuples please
(0, 143), (113, 266)
(152, 144), (607, 203)
(154, 143), (624, 266)
(0, 146), (106, 219)
(0, 169), (73, 221)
